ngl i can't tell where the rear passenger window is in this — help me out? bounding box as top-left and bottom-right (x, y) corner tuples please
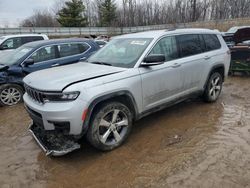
(22, 36), (44, 44)
(203, 34), (221, 51)
(58, 43), (90, 58)
(177, 34), (203, 57)
(149, 36), (178, 61)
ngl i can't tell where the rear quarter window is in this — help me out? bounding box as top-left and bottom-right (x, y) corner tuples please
(203, 34), (221, 51)
(176, 34), (203, 58)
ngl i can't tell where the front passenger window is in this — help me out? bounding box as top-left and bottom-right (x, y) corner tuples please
(1, 37), (22, 49)
(31, 46), (56, 63)
(149, 36), (178, 61)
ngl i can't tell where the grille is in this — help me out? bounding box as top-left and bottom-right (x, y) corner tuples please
(24, 84), (45, 104)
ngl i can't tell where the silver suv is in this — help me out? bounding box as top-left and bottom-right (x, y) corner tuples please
(23, 29), (231, 156)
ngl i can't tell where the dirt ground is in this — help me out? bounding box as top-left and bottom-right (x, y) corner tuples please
(0, 76), (250, 188)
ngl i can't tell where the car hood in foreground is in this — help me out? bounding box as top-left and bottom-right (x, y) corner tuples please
(23, 62), (127, 91)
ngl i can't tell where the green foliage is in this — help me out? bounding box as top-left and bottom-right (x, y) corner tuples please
(57, 0), (88, 27)
(99, 0), (117, 26)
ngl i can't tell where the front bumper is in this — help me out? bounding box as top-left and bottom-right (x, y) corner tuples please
(29, 122), (80, 156)
(23, 93), (87, 135)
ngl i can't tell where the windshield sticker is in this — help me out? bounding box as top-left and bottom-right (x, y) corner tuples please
(131, 41), (147, 45)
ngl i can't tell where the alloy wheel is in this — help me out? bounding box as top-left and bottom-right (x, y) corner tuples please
(98, 109), (129, 145)
(209, 76), (221, 101)
(0, 87), (22, 106)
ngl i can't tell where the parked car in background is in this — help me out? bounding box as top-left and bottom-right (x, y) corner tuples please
(223, 26), (250, 47)
(96, 35), (109, 41)
(0, 38), (99, 106)
(23, 29), (230, 156)
(95, 40), (108, 48)
(0, 34), (48, 56)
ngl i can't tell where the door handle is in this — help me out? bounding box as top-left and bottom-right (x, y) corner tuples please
(171, 63), (181, 68)
(80, 57), (86, 60)
(51, 63), (59, 67)
(204, 56), (211, 60)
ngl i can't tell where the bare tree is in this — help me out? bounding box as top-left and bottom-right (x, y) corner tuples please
(20, 10), (60, 27)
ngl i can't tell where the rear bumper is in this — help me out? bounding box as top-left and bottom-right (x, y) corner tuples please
(29, 122), (80, 156)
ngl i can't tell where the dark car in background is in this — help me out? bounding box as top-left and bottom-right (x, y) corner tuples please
(0, 38), (100, 106)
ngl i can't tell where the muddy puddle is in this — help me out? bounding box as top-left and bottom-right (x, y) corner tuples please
(0, 76), (250, 188)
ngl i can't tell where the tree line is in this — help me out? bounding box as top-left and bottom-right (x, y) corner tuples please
(21, 0), (250, 27)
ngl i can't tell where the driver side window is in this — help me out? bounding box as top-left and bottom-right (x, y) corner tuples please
(149, 36), (178, 61)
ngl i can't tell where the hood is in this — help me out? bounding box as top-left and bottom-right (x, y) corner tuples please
(24, 62), (126, 91)
(234, 28), (250, 43)
(0, 49), (13, 57)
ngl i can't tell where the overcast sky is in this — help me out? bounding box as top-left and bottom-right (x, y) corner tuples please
(0, 0), (57, 27)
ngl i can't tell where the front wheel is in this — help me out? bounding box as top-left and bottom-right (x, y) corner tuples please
(0, 84), (24, 106)
(203, 72), (223, 102)
(87, 102), (133, 151)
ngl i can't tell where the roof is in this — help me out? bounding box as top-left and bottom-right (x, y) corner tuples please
(0, 33), (48, 38)
(115, 28), (221, 39)
(23, 38), (93, 48)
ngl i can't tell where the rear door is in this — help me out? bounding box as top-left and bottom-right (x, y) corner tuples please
(175, 34), (207, 93)
(22, 45), (59, 74)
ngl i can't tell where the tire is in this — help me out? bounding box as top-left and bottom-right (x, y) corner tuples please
(87, 101), (133, 151)
(0, 84), (24, 106)
(203, 72), (223, 103)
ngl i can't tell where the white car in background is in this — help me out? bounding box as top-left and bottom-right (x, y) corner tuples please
(0, 34), (49, 56)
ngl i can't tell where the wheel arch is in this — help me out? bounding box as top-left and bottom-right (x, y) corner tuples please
(204, 64), (225, 89)
(82, 90), (139, 135)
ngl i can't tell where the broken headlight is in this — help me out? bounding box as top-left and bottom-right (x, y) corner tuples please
(44, 91), (80, 102)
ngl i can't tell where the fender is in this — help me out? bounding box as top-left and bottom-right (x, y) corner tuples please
(81, 90), (139, 135)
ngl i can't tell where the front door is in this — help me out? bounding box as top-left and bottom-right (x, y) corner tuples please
(139, 36), (183, 110)
(22, 45), (59, 75)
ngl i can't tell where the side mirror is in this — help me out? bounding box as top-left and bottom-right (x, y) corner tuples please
(0, 45), (9, 50)
(23, 59), (35, 67)
(141, 54), (165, 66)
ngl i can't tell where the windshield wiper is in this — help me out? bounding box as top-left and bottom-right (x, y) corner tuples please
(90, 61), (113, 66)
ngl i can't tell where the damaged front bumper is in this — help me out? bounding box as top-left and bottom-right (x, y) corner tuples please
(29, 123), (81, 156)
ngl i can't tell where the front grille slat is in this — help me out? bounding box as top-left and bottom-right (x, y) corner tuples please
(24, 84), (45, 104)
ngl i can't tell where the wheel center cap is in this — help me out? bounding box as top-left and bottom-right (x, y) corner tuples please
(110, 124), (116, 131)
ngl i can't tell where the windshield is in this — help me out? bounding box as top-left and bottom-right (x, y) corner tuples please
(0, 37), (5, 45)
(0, 46), (33, 66)
(88, 38), (153, 68)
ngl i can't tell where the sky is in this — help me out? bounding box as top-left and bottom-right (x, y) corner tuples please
(0, 0), (58, 27)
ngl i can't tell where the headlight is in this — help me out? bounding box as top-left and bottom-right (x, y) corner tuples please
(44, 91), (80, 102)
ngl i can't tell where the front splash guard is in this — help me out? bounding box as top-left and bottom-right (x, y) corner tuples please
(29, 123), (81, 156)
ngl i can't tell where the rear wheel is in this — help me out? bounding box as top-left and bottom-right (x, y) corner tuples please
(0, 84), (23, 106)
(203, 72), (223, 102)
(87, 102), (133, 151)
